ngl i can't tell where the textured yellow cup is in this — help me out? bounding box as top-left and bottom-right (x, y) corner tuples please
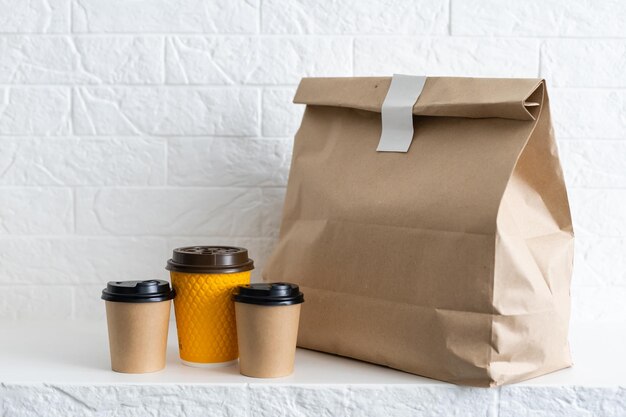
(166, 246), (254, 367)
(170, 270), (250, 365)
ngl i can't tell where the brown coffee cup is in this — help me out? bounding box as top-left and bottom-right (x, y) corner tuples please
(102, 280), (175, 373)
(233, 283), (304, 378)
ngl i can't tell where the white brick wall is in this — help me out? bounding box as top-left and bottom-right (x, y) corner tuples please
(0, 0), (624, 325)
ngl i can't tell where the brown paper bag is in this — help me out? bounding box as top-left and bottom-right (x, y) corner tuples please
(263, 76), (574, 387)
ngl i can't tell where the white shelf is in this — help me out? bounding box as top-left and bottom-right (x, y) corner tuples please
(1, 320), (624, 416)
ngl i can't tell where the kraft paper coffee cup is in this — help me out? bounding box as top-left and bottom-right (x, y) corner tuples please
(233, 283), (304, 378)
(101, 280), (175, 373)
(166, 246), (253, 367)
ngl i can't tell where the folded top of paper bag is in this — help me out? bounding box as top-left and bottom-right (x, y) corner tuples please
(294, 76), (543, 121)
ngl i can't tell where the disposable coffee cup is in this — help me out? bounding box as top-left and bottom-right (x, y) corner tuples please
(101, 280), (175, 373)
(233, 283), (304, 378)
(166, 246), (253, 367)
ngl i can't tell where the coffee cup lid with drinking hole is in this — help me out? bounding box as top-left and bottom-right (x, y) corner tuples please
(233, 283), (304, 306)
(166, 246), (254, 274)
(101, 280), (176, 303)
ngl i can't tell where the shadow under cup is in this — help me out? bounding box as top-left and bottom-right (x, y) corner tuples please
(166, 246), (254, 366)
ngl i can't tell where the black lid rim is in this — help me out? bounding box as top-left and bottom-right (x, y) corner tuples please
(232, 282), (304, 306)
(233, 294), (304, 306)
(101, 280), (176, 303)
(102, 292), (176, 303)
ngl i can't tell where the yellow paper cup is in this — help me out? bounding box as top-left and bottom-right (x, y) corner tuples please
(166, 246), (253, 366)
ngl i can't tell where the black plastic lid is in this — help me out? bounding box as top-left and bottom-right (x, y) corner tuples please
(101, 280), (176, 303)
(166, 246), (254, 274)
(233, 282), (304, 306)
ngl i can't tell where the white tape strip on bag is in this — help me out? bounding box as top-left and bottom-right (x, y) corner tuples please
(376, 74), (427, 153)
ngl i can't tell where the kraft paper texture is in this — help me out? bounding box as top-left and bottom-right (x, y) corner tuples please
(235, 303), (301, 378)
(105, 300), (171, 373)
(263, 76), (574, 387)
